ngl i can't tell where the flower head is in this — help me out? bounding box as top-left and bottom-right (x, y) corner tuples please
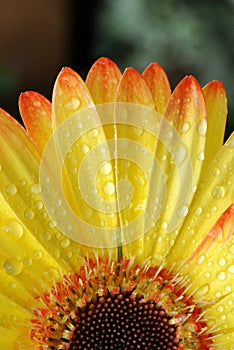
(0, 58), (233, 349)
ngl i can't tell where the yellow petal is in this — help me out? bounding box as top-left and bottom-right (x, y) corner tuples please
(52, 66), (94, 128)
(116, 67), (155, 108)
(137, 76), (207, 262)
(202, 80), (227, 172)
(19, 91), (52, 155)
(167, 132), (234, 266)
(142, 62), (171, 114)
(86, 57), (122, 104)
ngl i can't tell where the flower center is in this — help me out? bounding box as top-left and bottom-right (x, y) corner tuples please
(69, 291), (179, 350)
(30, 259), (213, 349)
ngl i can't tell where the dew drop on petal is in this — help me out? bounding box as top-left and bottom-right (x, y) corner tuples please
(228, 244), (234, 255)
(212, 186), (226, 199)
(104, 181), (115, 195)
(3, 258), (23, 276)
(42, 232), (51, 241)
(172, 145), (186, 165)
(34, 201), (43, 210)
(165, 131), (173, 139)
(60, 238), (70, 248)
(65, 97), (80, 110)
(197, 152), (205, 161)
(81, 144), (90, 154)
(23, 257), (33, 267)
(197, 118), (207, 136)
(33, 250), (43, 259)
(177, 205), (188, 218)
(100, 162), (112, 175)
(30, 183), (41, 194)
(218, 258), (226, 267)
(197, 255), (205, 265)
(3, 219), (24, 239)
(6, 184), (17, 196)
(212, 167), (221, 177)
(24, 209), (35, 220)
(88, 129), (99, 138)
(180, 122), (190, 133)
(216, 271), (226, 281)
(194, 206), (203, 216)
(227, 265), (234, 274)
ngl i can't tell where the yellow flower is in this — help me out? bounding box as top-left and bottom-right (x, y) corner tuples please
(0, 57), (233, 349)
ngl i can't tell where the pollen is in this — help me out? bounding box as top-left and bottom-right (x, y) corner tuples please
(30, 259), (213, 349)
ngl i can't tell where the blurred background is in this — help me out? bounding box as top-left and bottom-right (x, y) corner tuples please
(0, 0), (233, 138)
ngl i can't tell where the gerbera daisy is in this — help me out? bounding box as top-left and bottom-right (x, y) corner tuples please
(0, 57), (233, 349)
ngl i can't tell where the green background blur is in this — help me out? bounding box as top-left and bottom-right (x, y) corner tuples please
(0, 0), (233, 139)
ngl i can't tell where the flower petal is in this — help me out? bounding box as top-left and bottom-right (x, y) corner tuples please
(52, 67), (94, 128)
(142, 62), (171, 115)
(19, 91), (52, 155)
(202, 80), (227, 172)
(167, 132), (234, 266)
(86, 57), (122, 104)
(116, 67), (155, 108)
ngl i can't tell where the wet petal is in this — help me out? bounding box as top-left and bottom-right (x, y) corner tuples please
(19, 91), (52, 155)
(52, 67), (94, 128)
(116, 67), (155, 108)
(86, 57), (122, 104)
(202, 80), (227, 171)
(142, 62), (171, 114)
(167, 132), (234, 266)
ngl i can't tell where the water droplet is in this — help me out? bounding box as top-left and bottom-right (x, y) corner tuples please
(204, 272), (211, 279)
(216, 271), (226, 281)
(191, 185), (197, 193)
(52, 249), (60, 259)
(30, 183), (41, 194)
(100, 147), (107, 154)
(65, 97), (80, 110)
(104, 181), (115, 195)
(100, 162), (112, 175)
(33, 100), (41, 107)
(197, 255), (205, 265)
(42, 232), (51, 241)
(88, 128), (99, 138)
(6, 184), (17, 196)
(180, 122), (190, 133)
(177, 205), (188, 218)
(165, 131), (173, 139)
(133, 127), (143, 136)
(197, 152), (205, 161)
(217, 305), (224, 312)
(9, 282), (16, 289)
(34, 201), (43, 210)
(218, 258), (226, 266)
(77, 121), (83, 129)
(81, 144), (89, 154)
(197, 118), (207, 136)
(161, 221), (168, 229)
(3, 219), (24, 239)
(3, 259), (23, 276)
(160, 154), (167, 161)
(60, 238), (70, 248)
(54, 198), (62, 207)
(228, 244), (234, 255)
(33, 250), (43, 259)
(172, 145), (186, 165)
(194, 206), (203, 216)
(225, 285), (232, 292)
(23, 257), (32, 267)
(212, 186), (226, 199)
(227, 265), (234, 274)
(24, 209), (35, 220)
(212, 167), (221, 177)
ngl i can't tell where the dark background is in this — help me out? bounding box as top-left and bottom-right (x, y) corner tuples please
(0, 0), (233, 139)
